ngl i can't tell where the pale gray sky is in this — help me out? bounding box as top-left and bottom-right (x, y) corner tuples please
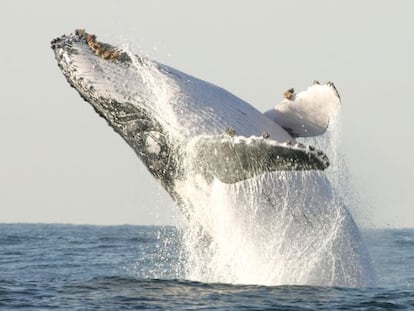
(1, 1), (413, 227)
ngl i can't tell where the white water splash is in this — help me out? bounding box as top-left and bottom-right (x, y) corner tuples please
(175, 114), (376, 287)
(124, 48), (183, 141)
(124, 48), (375, 287)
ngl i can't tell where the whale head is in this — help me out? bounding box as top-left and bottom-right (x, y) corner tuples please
(51, 29), (182, 193)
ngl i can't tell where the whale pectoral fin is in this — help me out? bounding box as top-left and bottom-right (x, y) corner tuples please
(191, 135), (329, 184)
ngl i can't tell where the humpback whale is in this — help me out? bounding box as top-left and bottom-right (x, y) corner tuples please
(51, 30), (376, 287)
(51, 30), (333, 191)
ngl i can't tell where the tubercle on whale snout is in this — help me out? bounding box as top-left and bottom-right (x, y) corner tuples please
(50, 29), (133, 63)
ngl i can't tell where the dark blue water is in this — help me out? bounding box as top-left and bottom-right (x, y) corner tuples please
(1, 224), (413, 310)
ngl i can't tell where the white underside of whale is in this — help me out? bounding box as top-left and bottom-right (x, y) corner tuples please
(69, 41), (295, 143)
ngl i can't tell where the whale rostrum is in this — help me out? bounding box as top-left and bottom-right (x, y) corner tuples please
(51, 30), (330, 197)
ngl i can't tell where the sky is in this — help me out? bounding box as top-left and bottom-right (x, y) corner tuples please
(0, 1), (413, 227)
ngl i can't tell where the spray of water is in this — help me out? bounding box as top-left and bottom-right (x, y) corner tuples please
(123, 52), (376, 287)
(173, 111), (375, 288)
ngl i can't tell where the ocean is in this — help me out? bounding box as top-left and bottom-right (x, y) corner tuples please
(0, 223), (413, 310)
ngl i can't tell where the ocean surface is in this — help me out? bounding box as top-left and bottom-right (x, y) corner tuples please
(1, 223), (413, 310)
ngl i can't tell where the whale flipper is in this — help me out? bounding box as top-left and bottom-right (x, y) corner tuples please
(264, 82), (341, 137)
(191, 135), (329, 184)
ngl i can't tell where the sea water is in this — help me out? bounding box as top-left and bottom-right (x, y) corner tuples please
(0, 223), (413, 310)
